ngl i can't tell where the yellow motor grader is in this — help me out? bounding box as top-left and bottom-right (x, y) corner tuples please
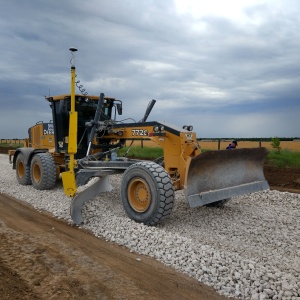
(9, 49), (269, 226)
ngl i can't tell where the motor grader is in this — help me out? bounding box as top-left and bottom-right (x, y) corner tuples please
(9, 49), (269, 226)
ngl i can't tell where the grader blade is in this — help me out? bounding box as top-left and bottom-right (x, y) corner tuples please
(185, 148), (269, 208)
(70, 176), (113, 225)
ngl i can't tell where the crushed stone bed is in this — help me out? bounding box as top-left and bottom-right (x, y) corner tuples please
(0, 154), (299, 300)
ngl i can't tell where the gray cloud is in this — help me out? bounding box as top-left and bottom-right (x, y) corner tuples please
(0, 0), (299, 138)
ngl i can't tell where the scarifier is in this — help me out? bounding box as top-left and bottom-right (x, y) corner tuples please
(9, 49), (269, 226)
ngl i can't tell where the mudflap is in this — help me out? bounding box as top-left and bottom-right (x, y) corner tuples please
(70, 176), (113, 225)
(185, 148), (269, 208)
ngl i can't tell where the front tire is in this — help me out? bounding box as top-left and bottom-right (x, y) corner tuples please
(120, 161), (174, 226)
(30, 153), (56, 190)
(16, 153), (31, 185)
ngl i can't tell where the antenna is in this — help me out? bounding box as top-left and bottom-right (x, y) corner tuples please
(62, 47), (79, 197)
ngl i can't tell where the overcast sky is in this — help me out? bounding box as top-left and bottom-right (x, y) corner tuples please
(0, 0), (299, 139)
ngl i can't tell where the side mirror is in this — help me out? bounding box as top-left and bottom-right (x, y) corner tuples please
(116, 103), (122, 115)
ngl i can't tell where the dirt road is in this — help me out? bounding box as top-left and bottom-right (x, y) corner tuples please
(263, 165), (300, 193)
(0, 193), (229, 300)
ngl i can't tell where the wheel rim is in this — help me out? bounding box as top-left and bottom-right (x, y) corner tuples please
(32, 163), (41, 183)
(128, 178), (151, 212)
(17, 161), (24, 178)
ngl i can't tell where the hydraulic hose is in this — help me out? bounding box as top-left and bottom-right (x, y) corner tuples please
(86, 93), (104, 156)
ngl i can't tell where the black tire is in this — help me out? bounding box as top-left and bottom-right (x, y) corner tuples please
(120, 161), (174, 226)
(16, 153), (32, 185)
(205, 198), (231, 208)
(30, 153), (56, 190)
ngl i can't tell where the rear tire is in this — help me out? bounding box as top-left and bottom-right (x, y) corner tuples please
(16, 153), (32, 185)
(120, 161), (174, 226)
(30, 153), (56, 190)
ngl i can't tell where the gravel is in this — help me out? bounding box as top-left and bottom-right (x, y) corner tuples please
(1, 153), (300, 300)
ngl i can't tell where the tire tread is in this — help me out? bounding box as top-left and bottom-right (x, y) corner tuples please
(121, 161), (174, 226)
(31, 153), (56, 190)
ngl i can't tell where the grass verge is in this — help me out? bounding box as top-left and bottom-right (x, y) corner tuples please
(117, 146), (163, 159)
(266, 150), (300, 168)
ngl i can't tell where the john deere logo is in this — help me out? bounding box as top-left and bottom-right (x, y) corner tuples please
(43, 123), (54, 135)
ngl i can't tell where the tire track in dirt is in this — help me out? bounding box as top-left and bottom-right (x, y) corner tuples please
(0, 193), (229, 300)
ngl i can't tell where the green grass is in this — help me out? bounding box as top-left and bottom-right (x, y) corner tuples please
(266, 150), (300, 168)
(117, 146), (163, 159)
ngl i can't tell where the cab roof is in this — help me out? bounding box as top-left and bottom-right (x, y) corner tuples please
(45, 94), (116, 102)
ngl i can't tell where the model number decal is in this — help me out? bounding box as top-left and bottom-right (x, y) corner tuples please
(131, 129), (148, 136)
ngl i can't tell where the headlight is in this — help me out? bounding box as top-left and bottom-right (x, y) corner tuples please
(153, 125), (159, 132)
(188, 125), (193, 131)
(182, 125), (188, 130)
(159, 125), (164, 131)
